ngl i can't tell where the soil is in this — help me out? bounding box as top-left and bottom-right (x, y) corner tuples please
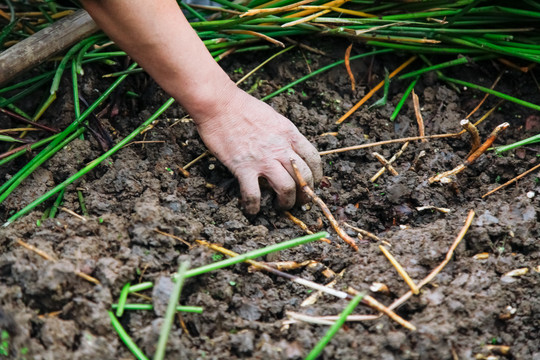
(1, 39), (539, 360)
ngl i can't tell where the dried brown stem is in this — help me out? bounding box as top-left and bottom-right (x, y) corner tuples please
(0, 107), (60, 133)
(59, 207), (87, 222)
(482, 161), (540, 198)
(429, 123), (509, 183)
(344, 43), (356, 91)
(347, 288), (416, 331)
(284, 211), (331, 243)
(343, 223), (381, 242)
(412, 90), (426, 142)
(379, 245), (419, 295)
(290, 159), (359, 251)
(370, 142), (409, 182)
(154, 228), (192, 247)
(319, 133), (458, 156)
(15, 238), (101, 285)
(372, 152), (399, 176)
(465, 122), (509, 164)
(183, 150), (209, 170)
(460, 119), (481, 155)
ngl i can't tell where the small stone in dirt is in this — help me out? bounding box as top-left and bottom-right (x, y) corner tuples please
(230, 329), (255, 355)
(386, 331), (406, 350)
(40, 318), (77, 348)
(236, 300), (262, 321)
(152, 276), (175, 316)
(476, 210), (499, 226)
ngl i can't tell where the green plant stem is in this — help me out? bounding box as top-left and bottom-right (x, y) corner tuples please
(154, 261), (190, 360)
(494, 133), (540, 154)
(109, 311), (149, 360)
(390, 76), (418, 121)
(178, 1), (206, 22)
(0, 71), (55, 95)
(399, 54), (494, 80)
(2, 97), (175, 226)
(418, 54), (460, 93)
(77, 190), (89, 217)
(439, 74), (540, 112)
(116, 283), (131, 317)
(111, 304), (203, 314)
(305, 292), (365, 360)
(0, 76), (52, 108)
(261, 49), (393, 101)
(48, 188), (64, 219)
(128, 231), (328, 293)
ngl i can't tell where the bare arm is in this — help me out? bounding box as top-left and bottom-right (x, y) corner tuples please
(81, 0), (322, 214)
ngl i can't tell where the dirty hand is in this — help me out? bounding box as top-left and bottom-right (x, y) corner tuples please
(193, 86), (322, 214)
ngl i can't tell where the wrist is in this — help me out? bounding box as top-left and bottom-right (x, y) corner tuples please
(178, 77), (241, 126)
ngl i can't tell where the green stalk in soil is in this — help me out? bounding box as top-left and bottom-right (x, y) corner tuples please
(494, 133), (540, 154)
(109, 311), (149, 360)
(77, 190), (89, 217)
(439, 74), (540, 112)
(390, 76), (419, 121)
(116, 283), (131, 317)
(153, 261), (190, 360)
(305, 292), (366, 360)
(111, 304), (203, 314)
(128, 231), (329, 293)
(48, 189), (64, 219)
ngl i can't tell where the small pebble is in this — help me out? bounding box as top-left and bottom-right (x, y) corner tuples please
(527, 191), (535, 198)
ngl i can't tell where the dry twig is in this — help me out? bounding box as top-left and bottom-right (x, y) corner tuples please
(460, 119), (481, 155)
(372, 152), (399, 176)
(482, 161), (540, 198)
(290, 159), (359, 251)
(379, 245), (419, 294)
(344, 43), (356, 91)
(15, 239), (100, 285)
(429, 123), (509, 183)
(412, 90), (426, 142)
(284, 211), (331, 244)
(370, 142), (409, 182)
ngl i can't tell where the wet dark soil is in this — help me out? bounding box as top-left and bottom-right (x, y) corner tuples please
(1, 40), (539, 360)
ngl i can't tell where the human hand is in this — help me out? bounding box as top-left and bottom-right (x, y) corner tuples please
(192, 86), (322, 214)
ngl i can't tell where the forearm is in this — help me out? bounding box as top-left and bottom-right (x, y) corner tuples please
(81, 0), (236, 121)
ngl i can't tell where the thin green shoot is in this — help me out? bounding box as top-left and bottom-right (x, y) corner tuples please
(154, 260), (190, 360)
(0, 134), (58, 167)
(109, 311), (149, 360)
(0, 63), (138, 206)
(111, 304), (203, 314)
(305, 292), (365, 360)
(0, 134), (25, 143)
(439, 74), (540, 112)
(77, 190), (89, 217)
(390, 76), (418, 121)
(368, 68), (390, 109)
(128, 231), (328, 294)
(116, 283), (131, 317)
(48, 188), (64, 219)
(494, 133), (540, 154)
